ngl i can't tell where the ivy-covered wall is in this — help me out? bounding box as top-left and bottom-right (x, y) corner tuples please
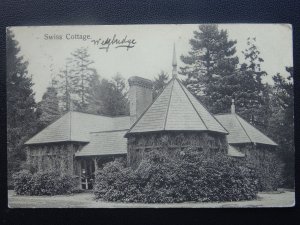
(127, 131), (228, 168)
(26, 142), (84, 176)
(231, 144), (281, 191)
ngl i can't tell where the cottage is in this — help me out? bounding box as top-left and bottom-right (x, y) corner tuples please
(25, 112), (130, 188)
(125, 46), (228, 167)
(25, 47), (277, 189)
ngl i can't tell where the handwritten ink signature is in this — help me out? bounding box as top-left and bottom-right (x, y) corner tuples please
(91, 34), (136, 52)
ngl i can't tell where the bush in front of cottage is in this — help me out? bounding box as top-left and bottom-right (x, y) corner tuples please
(94, 148), (259, 203)
(12, 169), (79, 196)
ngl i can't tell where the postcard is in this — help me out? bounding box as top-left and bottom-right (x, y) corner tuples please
(7, 24), (294, 208)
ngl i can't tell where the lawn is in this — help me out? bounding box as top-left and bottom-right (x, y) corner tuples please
(7, 189), (295, 208)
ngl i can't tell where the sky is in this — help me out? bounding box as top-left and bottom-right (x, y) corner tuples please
(10, 24), (293, 102)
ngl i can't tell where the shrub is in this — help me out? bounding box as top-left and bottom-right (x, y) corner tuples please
(12, 170), (33, 195)
(94, 148), (259, 203)
(246, 149), (284, 191)
(13, 169), (78, 196)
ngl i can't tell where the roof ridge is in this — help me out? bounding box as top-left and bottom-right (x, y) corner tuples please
(176, 78), (209, 130)
(235, 114), (277, 145)
(70, 110), (128, 118)
(163, 78), (175, 130)
(90, 129), (129, 134)
(176, 78), (229, 134)
(214, 112), (232, 116)
(234, 114), (253, 143)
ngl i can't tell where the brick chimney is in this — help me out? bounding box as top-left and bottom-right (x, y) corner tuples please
(128, 76), (153, 125)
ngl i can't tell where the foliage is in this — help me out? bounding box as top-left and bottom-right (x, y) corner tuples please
(245, 148), (284, 191)
(55, 49), (129, 115)
(7, 29), (37, 187)
(179, 24), (239, 114)
(268, 67), (294, 188)
(13, 170), (79, 196)
(87, 74), (129, 116)
(36, 82), (61, 130)
(68, 47), (99, 112)
(94, 149), (259, 203)
(56, 47), (99, 112)
(153, 71), (169, 99)
(57, 61), (72, 112)
(235, 38), (269, 123)
(180, 25), (268, 123)
(12, 170), (33, 195)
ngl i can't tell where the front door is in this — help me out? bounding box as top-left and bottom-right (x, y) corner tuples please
(81, 159), (95, 190)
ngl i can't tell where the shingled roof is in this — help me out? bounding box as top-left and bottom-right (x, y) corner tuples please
(25, 111), (130, 145)
(75, 130), (128, 156)
(126, 77), (228, 136)
(215, 113), (277, 146)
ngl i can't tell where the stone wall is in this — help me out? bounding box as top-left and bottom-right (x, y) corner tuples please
(127, 131), (228, 168)
(26, 142), (84, 176)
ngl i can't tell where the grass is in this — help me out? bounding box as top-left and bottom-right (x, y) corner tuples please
(7, 189), (295, 208)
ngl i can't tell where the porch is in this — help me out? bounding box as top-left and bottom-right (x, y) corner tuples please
(74, 155), (126, 190)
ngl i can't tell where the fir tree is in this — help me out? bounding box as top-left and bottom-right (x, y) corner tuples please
(110, 74), (129, 116)
(153, 71), (169, 99)
(7, 29), (37, 183)
(57, 61), (72, 112)
(180, 24), (239, 113)
(36, 80), (61, 130)
(68, 47), (98, 112)
(237, 37), (267, 122)
(86, 73), (104, 114)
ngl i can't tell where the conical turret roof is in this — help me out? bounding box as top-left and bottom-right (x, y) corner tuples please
(126, 77), (228, 136)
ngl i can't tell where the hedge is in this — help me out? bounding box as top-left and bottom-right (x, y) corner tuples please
(13, 169), (80, 196)
(246, 148), (284, 191)
(94, 148), (259, 203)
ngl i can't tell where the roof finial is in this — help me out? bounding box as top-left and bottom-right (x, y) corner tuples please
(231, 99), (235, 114)
(172, 43), (177, 78)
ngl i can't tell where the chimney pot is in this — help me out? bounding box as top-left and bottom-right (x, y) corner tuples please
(231, 99), (235, 114)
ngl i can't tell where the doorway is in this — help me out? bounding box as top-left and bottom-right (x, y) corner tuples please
(80, 159), (95, 190)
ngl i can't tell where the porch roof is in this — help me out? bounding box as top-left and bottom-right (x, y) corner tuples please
(75, 130), (128, 157)
(228, 145), (245, 157)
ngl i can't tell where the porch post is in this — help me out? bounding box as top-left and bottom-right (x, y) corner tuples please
(93, 157), (98, 171)
(77, 159), (82, 189)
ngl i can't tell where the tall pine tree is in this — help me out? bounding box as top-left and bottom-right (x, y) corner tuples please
(68, 47), (98, 112)
(36, 80), (61, 130)
(57, 61), (72, 112)
(7, 29), (37, 183)
(237, 37), (268, 122)
(180, 24), (239, 114)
